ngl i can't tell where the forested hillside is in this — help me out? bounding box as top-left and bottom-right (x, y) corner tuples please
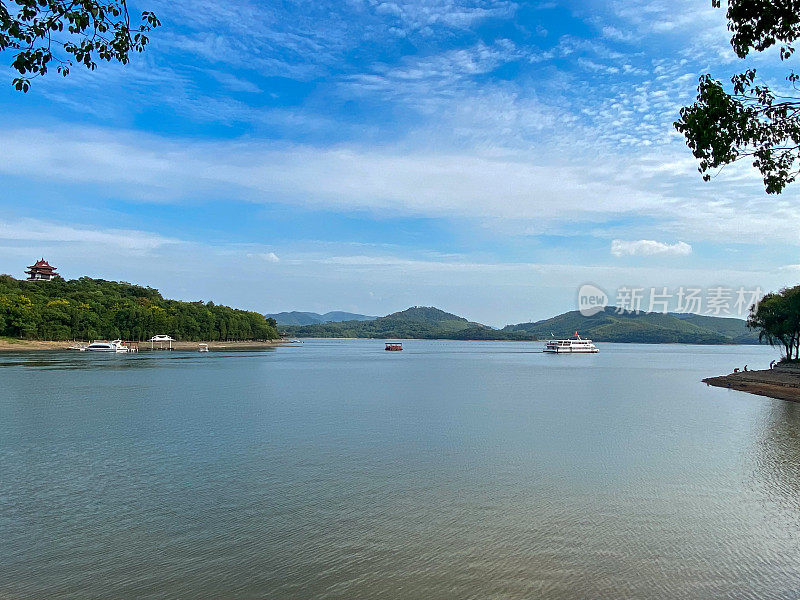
(284, 305), (759, 344)
(501, 307), (759, 344)
(266, 310), (376, 325)
(0, 275), (279, 341)
(284, 306), (490, 339)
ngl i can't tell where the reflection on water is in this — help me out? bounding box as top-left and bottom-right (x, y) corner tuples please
(752, 401), (800, 512)
(0, 347), (275, 370)
(1, 341), (799, 599)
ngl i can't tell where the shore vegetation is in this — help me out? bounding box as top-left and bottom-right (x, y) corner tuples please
(747, 285), (800, 360)
(0, 275), (279, 341)
(676, 0), (800, 193)
(1, 0), (160, 91)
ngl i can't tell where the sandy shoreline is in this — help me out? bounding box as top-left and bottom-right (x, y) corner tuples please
(0, 338), (287, 352)
(703, 366), (800, 403)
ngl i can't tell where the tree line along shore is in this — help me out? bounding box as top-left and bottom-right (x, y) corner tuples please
(0, 275), (280, 343)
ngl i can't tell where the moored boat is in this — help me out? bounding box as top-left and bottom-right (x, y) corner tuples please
(86, 339), (129, 353)
(385, 342), (403, 351)
(543, 332), (598, 354)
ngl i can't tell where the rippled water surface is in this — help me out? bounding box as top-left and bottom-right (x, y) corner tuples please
(2, 340), (800, 599)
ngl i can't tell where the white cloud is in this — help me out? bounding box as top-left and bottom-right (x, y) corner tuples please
(0, 218), (178, 253)
(206, 70), (262, 93)
(577, 57), (620, 74)
(4, 124), (800, 245)
(601, 25), (636, 43)
(611, 239), (692, 257)
(0, 126), (664, 220)
(248, 252), (280, 263)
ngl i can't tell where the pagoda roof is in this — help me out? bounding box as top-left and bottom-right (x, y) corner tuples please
(26, 258), (57, 271)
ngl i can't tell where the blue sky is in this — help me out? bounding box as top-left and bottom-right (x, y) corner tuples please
(1, 0), (799, 325)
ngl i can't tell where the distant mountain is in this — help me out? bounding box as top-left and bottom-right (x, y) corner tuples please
(500, 307), (759, 344)
(281, 305), (760, 344)
(322, 311), (377, 323)
(267, 311), (376, 326)
(267, 311), (320, 326)
(384, 306), (468, 324)
(281, 306), (490, 339)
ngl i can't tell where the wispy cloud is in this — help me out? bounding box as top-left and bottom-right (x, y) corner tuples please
(611, 239), (692, 257)
(3, 125), (800, 246)
(248, 252), (280, 263)
(0, 218), (179, 253)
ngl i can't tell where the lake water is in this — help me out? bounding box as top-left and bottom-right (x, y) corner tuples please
(2, 340), (800, 599)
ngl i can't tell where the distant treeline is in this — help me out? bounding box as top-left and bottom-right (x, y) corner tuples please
(0, 275), (279, 341)
(282, 306), (760, 344)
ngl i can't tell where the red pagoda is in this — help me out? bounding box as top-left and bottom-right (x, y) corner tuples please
(25, 258), (57, 281)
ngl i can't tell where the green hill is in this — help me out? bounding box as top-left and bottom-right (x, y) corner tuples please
(674, 313), (758, 343)
(383, 306), (466, 323)
(266, 310), (376, 325)
(501, 307), (759, 344)
(0, 275), (279, 341)
(321, 311), (377, 323)
(284, 306), (490, 339)
(283, 305), (759, 344)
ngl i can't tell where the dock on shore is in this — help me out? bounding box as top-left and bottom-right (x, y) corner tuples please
(0, 339), (286, 352)
(704, 364), (800, 403)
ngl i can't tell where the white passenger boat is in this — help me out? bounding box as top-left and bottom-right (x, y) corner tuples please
(543, 333), (598, 354)
(86, 339), (129, 353)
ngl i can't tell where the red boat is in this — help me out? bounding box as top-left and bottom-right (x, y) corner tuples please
(385, 342), (403, 351)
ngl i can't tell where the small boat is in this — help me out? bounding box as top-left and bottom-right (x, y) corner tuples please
(385, 342), (403, 351)
(86, 339), (129, 353)
(543, 332), (598, 354)
(198, 343), (209, 352)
